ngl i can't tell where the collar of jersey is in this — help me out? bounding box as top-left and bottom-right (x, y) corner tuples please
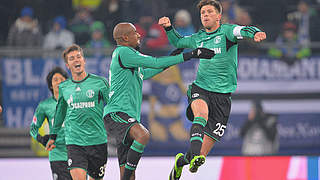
(71, 73), (90, 83)
(117, 45), (137, 52)
(51, 96), (58, 102)
(204, 24), (221, 35)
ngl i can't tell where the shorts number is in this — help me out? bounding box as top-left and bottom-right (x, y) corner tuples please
(213, 123), (226, 137)
(99, 164), (106, 177)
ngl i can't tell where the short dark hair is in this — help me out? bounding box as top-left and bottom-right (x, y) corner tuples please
(197, 0), (222, 14)
(62, 44), (84, 63)
(46, 67), (69, 95)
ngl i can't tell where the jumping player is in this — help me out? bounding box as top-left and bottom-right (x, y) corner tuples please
(159, 0), (267, 179)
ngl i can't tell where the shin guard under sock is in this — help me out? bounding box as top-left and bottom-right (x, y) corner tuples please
(189, 117), (207, 158)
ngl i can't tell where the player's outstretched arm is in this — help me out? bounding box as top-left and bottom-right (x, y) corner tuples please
(122, 46), (215, 70)
(143, 48), (186, 80)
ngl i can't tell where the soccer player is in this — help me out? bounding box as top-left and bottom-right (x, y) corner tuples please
(103, 22), (215, 180)
(158, 0), (267, 179)
(46, 44), (109, 180)
(30, 67), (71, 180)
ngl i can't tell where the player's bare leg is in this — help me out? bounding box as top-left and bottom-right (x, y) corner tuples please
(70, 168), (87, 180)
(120, 165), (135, 180)
(121, 123), (149, 180)
(200, 134), (216, 156)
(188, 99), (208, 173)
(169, 99), (208, 179)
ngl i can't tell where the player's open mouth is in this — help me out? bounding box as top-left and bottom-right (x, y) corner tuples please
(75, 65), (81, 69)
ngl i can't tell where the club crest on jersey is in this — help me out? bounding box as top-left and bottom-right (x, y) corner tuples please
(86, 90), (94, 98)
(214, 36), (221, 44)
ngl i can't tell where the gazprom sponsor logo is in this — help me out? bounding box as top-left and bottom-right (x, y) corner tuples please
(67, 94), (95, 109)
(69, 101), (95, 109)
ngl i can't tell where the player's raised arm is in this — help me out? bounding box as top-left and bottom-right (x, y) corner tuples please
(159, 16), (196, 48)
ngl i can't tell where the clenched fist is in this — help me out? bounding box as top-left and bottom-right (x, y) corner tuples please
(254, 32), (267, 42)
(158, 17), (172, 28)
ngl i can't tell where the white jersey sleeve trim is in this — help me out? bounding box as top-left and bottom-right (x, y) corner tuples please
(233, 26), (245, 39)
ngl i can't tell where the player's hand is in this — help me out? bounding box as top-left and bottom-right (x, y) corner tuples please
(191, 48), (216, 59)
(158, 17), (171, 28)
(183, 48), (216, 61)
(254, 32), (266, 42)
(36, 134), (50, 147)
(0, 105), (2, 114)
(45, 139), (56, 151)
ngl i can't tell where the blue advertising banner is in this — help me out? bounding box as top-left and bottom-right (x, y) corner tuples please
(1, 57), (111, 128)
(1, 57), (320, 155)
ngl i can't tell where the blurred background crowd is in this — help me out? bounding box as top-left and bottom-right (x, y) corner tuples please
(0, 0), (319, 58)
(0, 0), (320, 158)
